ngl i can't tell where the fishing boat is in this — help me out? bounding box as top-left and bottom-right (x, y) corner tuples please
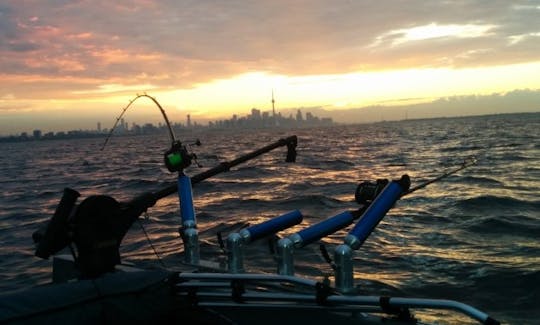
(0, 96), (500, 325)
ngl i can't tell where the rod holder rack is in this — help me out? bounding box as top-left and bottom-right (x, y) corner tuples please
(227, 210), (303, 273)
(277, 211), (356, 276)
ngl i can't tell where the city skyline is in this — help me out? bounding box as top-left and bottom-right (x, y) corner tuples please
(3, 87), (540, 137)
(1, 106), (333, 140)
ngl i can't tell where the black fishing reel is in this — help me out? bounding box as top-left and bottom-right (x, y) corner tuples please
(33, 188), (157, 278)
(164, 140), (193, 172)
(355, 179), (389, 205)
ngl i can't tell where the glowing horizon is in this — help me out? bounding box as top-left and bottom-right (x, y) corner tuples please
(2, 62), (540, 135)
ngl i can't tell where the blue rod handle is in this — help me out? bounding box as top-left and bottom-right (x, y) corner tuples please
(243, 210), (303, 243)
(295, 211), (354, 248)
(347, 176), (409, 249)
(178, 174), (196, 226)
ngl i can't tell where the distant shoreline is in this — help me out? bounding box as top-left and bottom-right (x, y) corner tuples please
(1, 111), (537, 143)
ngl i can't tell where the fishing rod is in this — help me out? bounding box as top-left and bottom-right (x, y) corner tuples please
(153, 135), (297, 201)
(354, 156), (478, 205)
(403, 156), (477, 196)
(96, 93), (298, 210)
(315, 158), (478, 272)
(33, 94), (297, 276)
(99, 94), (298, 202)
(101, 93), (177, 151)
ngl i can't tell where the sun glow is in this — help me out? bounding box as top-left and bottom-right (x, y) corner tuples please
(153, 61), (540, 118)
(2, 61), (540, 135)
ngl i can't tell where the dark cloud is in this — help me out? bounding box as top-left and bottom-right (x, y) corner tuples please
(1, 0), (539, 94)
(7, 41), (39, 52)
(0, 4), (20, 42)
(317, 88), (540, 123)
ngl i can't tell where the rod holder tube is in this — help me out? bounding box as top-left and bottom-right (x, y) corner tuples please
(227, 233), (244, 273)
(239, 210), (302, 243)
(178, 174), (199, 264)
(178, 174), (196, 229)
(346, 176), (410, 250)
(295, 211), (354, 248)
(334, 244), (355, 294)
(183, 227), (200, 264)
(276, 237), (295, 275)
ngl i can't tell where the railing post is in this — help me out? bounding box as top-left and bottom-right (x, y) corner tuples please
(178, 174), (200, 264)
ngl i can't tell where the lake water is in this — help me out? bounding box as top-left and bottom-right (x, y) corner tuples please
(1, 112), (539, 324)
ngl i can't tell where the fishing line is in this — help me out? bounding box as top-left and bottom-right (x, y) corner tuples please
(354, 156), (478, 205)
(403, 156), (477, 196)
(101, 93), (177, 151)
(137, 217), (167, 269)
(101, 93), (179, 268)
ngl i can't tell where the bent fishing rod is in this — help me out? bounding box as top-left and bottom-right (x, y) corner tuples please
(99, 93), (297, 207)
(101, 93), (298, 201)
(101, 93), (177, 150)
(33, 94), (297, 266)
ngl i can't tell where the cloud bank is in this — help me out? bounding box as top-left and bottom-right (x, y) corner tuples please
(1, 0), (540, 98)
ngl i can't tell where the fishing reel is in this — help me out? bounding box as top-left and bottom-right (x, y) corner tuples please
(164, 140), (193, 172)
(355, 179), (389, 205)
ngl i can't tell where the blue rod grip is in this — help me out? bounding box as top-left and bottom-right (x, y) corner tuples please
(244, 210), (303, 242)
(296, 211), (354, 248)
(178, 174), (196, 226)
(347, 177), (409, 248)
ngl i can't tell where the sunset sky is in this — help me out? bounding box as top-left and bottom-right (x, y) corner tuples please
(1, 1), (540, 135)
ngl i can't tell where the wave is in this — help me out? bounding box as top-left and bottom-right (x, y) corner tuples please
(439, 145), (485, 152)
(453, 195), (540, 214)
(463, 215), (540, 237)
(459, 175), (504, 186)
(302, 158), (355, 170)
(466, 268), (540, 312)
(276, 194), (346, 209)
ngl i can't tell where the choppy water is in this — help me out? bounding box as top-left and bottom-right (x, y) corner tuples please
(1, 113), (539, 324)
